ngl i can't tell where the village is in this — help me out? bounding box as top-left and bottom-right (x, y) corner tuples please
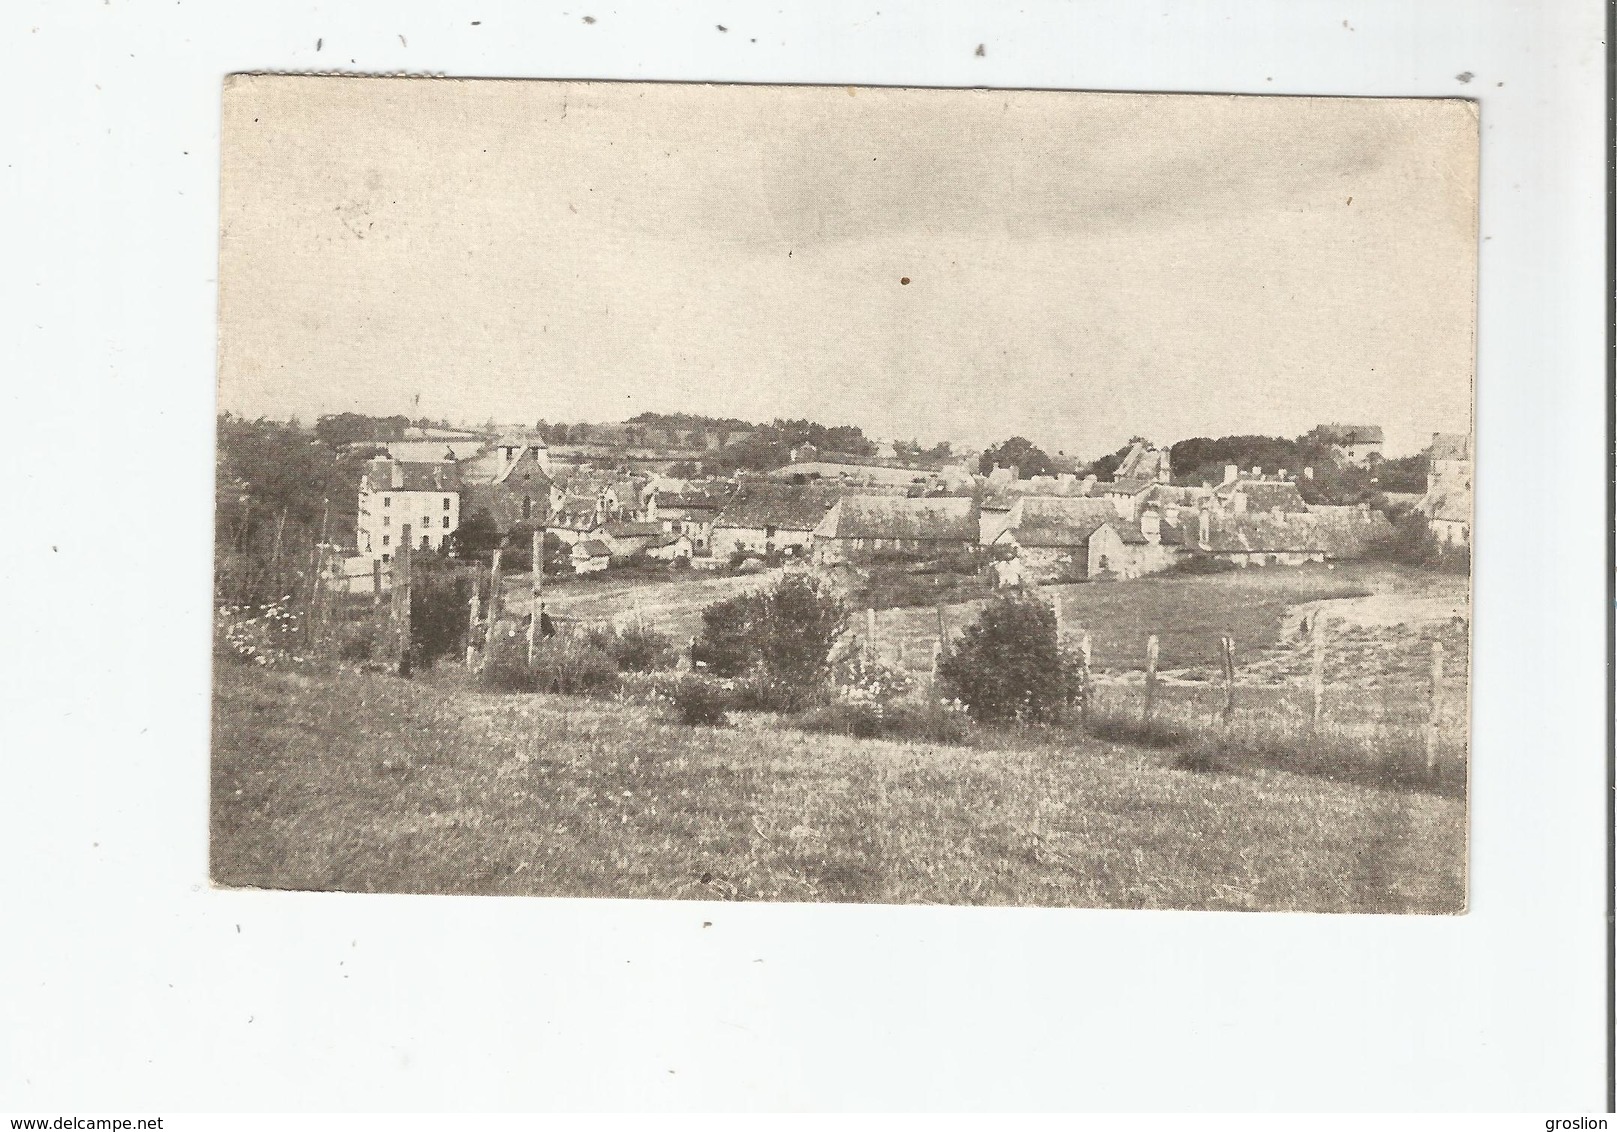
(336, 419), (1469, 596)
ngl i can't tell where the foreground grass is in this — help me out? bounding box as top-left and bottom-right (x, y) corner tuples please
(212, 665), (1464, 913)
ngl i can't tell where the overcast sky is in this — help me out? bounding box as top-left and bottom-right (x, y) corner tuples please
(218, 78), (1477, 458)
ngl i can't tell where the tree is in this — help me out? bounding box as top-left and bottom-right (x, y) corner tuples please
(446, 505), (502, 561)
(978, 437), (1055, 479)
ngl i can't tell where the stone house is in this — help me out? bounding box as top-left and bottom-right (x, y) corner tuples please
(600, 520), (666, 561)
(1314, 424), (1386, 465)
(644, 532), (695, 561)
(710, 483), (839, 558)
(1422, 432), (1472, 547)
(988, 497), (1128, 582)
(810, 496), (978, 565)
(570, 539), (612, 574)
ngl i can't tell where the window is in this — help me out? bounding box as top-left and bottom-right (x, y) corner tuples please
(522, 495), (532, 520)
(382, 535), (390, 547)
(422, 517), (431, 531)
(421, 535), (430, 550)
(443, 497), (452, 510)
(441, 516), (450, 529)
(383, 497), (391, 507)
(382, 553), (390, 563)
(382, 515), (390, 526)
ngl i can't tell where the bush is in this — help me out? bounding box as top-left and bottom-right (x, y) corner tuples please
(335, 617), (387, 663)
(691, 571), (847, 692)
(692, 591), (761, 676)
(754, 571), (847, 688)
(585, 622), (678, 672)
(729, 672), (814, 713)
(671, 674), (732, 726)
(406, 552), (476, 670)
(477, 634), (621, 696)
(1366, 510), (1470, 573)
(936, 592), (1078, 723)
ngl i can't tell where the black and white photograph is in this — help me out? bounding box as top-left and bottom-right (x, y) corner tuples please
(212, 77), (1476, 913)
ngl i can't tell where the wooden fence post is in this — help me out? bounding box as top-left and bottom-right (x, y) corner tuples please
(1053, 594), (1064, 643)
(1219, 635), (1236, 726)
(372, 558), (383, 606)
(1079, 631), (1093, 727)
(1425, 640), (1445, 774)
(395, 524), (413, 677)
(527, 529), (542, 666)
(1310, 616), (1327, 727)
(465, 564), (482, 668)
(865, 607), (877, 665)
(482, 547), (504, 664)
(1143, 634), (1159, 724)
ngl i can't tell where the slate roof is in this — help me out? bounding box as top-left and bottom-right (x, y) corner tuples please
(573, 539), (611, 558)
(1182, 510), (1391, 556)
(815, 496), (978, 542)
(714, 484), (840, 531)
(364, 458), (460, 493)
(1223, 480), (1309, 513)
(999, 498), (1118, 548)
(603, 521), (664, 539)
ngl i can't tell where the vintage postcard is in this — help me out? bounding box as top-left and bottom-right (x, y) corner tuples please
(213, 76), (1475, 912)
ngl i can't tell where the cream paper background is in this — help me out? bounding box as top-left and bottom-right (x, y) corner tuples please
(1, 0), (1606, 1112)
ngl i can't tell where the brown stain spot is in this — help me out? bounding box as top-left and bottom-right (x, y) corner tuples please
(582, 14), (595, 23)
(1455, 71), (1474, 83)
(1346, 196), (1352, 206)
(974, 43), (985, 56)
(900, 277), (910, 285)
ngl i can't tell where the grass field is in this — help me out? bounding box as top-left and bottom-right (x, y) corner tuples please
(211, 663), (1465, 912)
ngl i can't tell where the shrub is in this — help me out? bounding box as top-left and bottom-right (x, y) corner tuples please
(405, 552), (476, 670)
(936, 592), (1078, 723)
(671, 674), (732, 726)
(692, 591), (761, 676)
(691, 570), (847, 691)
(729, 672), (815, 713)
(754, 571), (847, 688)
(1366, 510), (1470, 573)
(335, 617), (387, 663)
(477, 634), (621, 696)
(585, 622), (678, 672)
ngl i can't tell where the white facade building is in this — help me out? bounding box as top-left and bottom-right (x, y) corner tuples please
(357, 458), (461, 562)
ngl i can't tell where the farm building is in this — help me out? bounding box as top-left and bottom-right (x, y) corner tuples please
(988, 497), (1134, 582)
(356, 458), (461, 563)
(1091, 477), (1157, 520)
(600, 520), (666, 560)
(811, 496), (978, 565)
(644, 532), (695, 561)
(648, 490), (729, 553)
(710, 483), (839, 558)
(570, 539), (612, 574)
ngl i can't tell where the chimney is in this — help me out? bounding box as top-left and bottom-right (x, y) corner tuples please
(1251, 466), (1261, 478)
(1140, 510), (1161, 545)
(1198, 508), (1211, 546)
(1164, 503), (1180, 526)
(1222, 464), (1238, 486)
(1278, 468), (1287, 480)
(1082, 474), (1098, 495)
(390, 462), (403, 490)
(1232, 491), (1248, 515)
(1303, 466), (1315, 481)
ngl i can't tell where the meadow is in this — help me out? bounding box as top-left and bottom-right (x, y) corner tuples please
(211, 658), (1464, 913)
